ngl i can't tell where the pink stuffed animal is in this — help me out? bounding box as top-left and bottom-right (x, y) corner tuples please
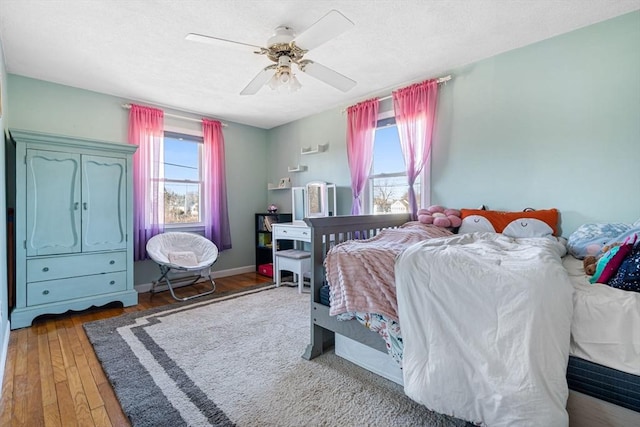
(417, 205), (462, 228)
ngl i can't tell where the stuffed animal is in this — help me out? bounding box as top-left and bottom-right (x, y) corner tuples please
(583, 256), (597, 276)
(583, 242), (624, 277)
(418, 205), (462, 228)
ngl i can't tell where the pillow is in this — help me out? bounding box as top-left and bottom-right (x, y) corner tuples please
(168, 251), (199, 267)
(612, 227), (640, 245)
(607, 245), (640, 292)
(502, 219), (554, 239)
(458, 208), (559, 237)
(567, 223), (632, 259)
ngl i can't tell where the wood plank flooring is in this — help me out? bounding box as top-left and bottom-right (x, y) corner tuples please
(0, 273), (271, 427)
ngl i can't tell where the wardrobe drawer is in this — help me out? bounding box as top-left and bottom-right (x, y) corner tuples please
(27, 272), (127, 306)
(27, 252), (127, 282)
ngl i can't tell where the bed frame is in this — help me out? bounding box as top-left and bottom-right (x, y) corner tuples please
(302, 213), (410, 360)
(302, 213), (640, 424)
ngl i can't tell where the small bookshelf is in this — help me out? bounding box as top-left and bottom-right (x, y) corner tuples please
(255, 213), (293, 274)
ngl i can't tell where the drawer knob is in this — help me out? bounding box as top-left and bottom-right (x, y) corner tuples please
(42, 290), (49, 295)
(42, 267), (49, 272)
(110, 280), (116, 285)
(109, 260), (115, 265)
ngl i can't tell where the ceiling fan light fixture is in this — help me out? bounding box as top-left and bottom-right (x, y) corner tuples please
(269, 67), (301, 92)
(267, 55), (301, 92)
(289, 74), (302, 92)
(279, 70), (291, 84)
(268, 72), (280, 90)
(195, 10), (356, 95)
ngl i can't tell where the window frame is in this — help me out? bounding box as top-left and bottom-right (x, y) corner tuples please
(162, 126), (205, 232)
(364, 110), (431, 214)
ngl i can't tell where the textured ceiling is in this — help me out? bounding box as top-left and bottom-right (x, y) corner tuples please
(1, 0), (639, 129)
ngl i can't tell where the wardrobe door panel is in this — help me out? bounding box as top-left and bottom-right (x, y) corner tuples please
(81, 155), (127, 252)
(26, 149), (81, 256)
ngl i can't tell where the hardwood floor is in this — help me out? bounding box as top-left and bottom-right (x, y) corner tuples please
(0, 273), (272, 427)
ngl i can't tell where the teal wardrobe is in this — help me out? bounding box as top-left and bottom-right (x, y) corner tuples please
(9, 129), (138, 329)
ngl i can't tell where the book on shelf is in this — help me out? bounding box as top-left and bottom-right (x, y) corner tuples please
(258, 233), (272, 247)
(263, 215), (277, 232)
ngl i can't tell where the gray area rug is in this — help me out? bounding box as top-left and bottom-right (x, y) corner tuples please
(84, 285), (469, 426)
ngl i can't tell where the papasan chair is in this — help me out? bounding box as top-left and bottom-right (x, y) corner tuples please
(146, 232), (219, 301)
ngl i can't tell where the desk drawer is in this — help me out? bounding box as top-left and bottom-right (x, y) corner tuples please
(273, 226), (311, 241)
(27, 252), (127, 282)
(27, 271), (127, 306)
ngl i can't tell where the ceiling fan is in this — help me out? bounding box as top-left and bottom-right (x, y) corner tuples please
(185, 10), (357, 95)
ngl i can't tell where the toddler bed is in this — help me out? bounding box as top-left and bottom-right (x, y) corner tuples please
(302, 213), (412, 361)
(304, 212), (640, 426)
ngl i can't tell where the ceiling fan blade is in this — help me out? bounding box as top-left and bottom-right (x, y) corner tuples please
(185, 33), (264, 52)
(299, 61), (356, 92)
(240, 66), (276, 95)
(293, 10), (354, 51)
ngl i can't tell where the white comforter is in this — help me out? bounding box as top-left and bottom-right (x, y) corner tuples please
(396, 232), (573, 427)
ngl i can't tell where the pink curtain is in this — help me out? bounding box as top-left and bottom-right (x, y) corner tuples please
(392, 79), (439, 220)
(346, 98), (379, 215)
(202, 119), (232, 250)
(128, 104), (165, 261)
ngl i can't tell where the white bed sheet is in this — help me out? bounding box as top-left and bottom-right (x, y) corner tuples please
(563, 255), (640, 375)
(397, 232), (573, 427)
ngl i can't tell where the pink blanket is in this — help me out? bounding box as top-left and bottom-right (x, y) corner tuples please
(325, 222), (452, 321)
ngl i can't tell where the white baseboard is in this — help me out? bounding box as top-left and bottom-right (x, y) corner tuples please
(135, 265), (258, 293)
(0, 319), (10, 400)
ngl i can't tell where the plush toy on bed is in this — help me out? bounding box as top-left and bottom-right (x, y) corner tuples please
(583, 256), (598, 276)
(587, 235), (637, 284)
(583, 242), (624, 276)
(417, 205), (462, 229)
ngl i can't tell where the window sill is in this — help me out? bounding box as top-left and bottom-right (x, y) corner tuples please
(164, 224), (205, 234)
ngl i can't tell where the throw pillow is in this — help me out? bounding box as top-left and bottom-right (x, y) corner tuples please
(168, 251), (199, 267)
(459, 208), (559, 236)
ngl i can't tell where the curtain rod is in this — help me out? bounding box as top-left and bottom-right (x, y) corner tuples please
(121, 103), (228, 127)
(343, 74), (452, 112)
(377, 75), (451, 102)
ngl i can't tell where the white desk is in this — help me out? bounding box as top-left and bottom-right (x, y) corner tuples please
(272, 222), (311, 246)
(272, 222), (311, 287)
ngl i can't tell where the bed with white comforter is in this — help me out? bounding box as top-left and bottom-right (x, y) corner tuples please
(396, 232), (574, 427)
(563, 255), (640, 376)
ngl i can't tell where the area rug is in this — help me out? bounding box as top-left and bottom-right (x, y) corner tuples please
(84, 285), (469, 426)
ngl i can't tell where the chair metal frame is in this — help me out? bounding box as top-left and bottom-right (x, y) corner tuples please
(150, 264), (216, 301)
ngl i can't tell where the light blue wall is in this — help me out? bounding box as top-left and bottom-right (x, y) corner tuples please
(267, 11), (640, 236)
(432, 11), (640, 236)
(266, 107), (353, 214)
(6, 75), (270, 283)
(0, 33), (9, 388)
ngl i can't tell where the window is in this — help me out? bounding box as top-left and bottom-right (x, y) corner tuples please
(163, 131), (203, 226)
(366, 115), (422, 214)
